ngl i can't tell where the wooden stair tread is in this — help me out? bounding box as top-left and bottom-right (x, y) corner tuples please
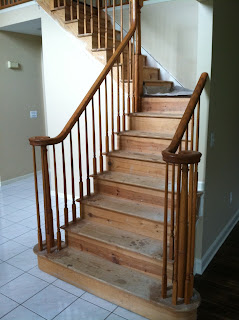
(107, 150), (165, 164)
(40, 247), (166, 303)
(95, 171), (169, 192)
(118, 130), (188, 143)
(144, 80), (173, 85)
(81, 194), (166, 223)
(130, 112), (183, 119)
(65, 220), (164, 259)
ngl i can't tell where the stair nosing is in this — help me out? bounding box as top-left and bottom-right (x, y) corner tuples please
(130, 112), (182, 119)
(105, 150), (165, 164)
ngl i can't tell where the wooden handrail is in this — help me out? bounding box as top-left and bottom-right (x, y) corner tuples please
(0, 0), (32, 9)
(162, 72), (208, 164)
(29, 0), (137, 147)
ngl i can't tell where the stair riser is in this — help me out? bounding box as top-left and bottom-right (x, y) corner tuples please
(38, 257), (197, 320)
(94, 179), (169, 207)
(108, 156), (168, 178)
(143, 68), (159, 81)
(82, 204), (167, 241)
(67, 232), (173, 278)
(141, 98), (190, 113)
(130, 117), (181, 134)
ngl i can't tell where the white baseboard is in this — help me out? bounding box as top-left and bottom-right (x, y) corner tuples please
(194, 209), (239, 275)
(0, 171), (41, 187)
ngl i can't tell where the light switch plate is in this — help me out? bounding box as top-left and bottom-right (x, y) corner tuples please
(30, 111), (38, 119)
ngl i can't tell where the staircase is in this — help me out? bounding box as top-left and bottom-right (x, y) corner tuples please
(28, 1), (208, 319)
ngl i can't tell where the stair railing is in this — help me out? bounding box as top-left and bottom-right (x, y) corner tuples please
(161, 72), (208, 305)
(0, 0), (32, 9)
(29, 0), (141, 254)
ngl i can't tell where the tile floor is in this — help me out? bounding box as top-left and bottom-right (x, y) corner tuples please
(0, 174), (149, 320)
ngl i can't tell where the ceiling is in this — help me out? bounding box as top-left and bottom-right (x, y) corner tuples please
(0, 18), (42, 36)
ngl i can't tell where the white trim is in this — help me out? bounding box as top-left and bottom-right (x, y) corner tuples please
(194, 209), (239, 275)
(0, 0), (36, 14)
(0, 171), (41, 187)
(198, 181), (204, 192)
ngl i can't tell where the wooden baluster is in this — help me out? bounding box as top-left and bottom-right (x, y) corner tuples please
(185, 162), (194, 304)
(169, 164), (175, 260)
(57, 0), (60, 8)
(85, 109), (90, 195)
(53, 145), (61, 250)
(105, 0), (108, 49)
(117, 59), (120, 135)
(61, 141), (69, 227)
(127, 39), (131, 129)
(135, 0), (142, 112)
(77, 119), (83, 200)
(191, 112), (195, 151)
(189, 164), (199, 297)
(122, 52), (126, 131)
(90, 0), (94, 33)
(32, 146), (43, 251)
(98, 88), (103, 172)
(185, 125), (189, 151)
(105, 78), (109, 153)
(177, 164), (189, 299)
(91, 98), (97, 175)
(113, 0), (116, 53)
(196, 99), (200, 152)
(84, 0), (87, 34)
(70, 0), (73, 20)
(129, 2), (132, 81)
(172, 164), (182, 305)
(111, 69), (115, 150)
(162, 163), (169, 298)
(76, 0), (80, 20)
(97, 0), (101, 48)
(41, 146), (54, 253)
(70, 131), (76, 222)
(132, 33), (135, 113)
(120, 0), (123, 42)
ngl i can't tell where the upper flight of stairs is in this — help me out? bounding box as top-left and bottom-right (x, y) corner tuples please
(35, 95), (200, 320)
(38, 0), (174, 91)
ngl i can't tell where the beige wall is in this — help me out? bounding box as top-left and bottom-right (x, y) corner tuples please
(0, 31), (45, 182)
(201, 0), (239, 257)
(112, 0), (199, 89)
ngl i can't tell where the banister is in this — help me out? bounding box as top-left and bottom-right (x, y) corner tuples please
(29, 0), (137, 147)
(162, 72), (208, 164)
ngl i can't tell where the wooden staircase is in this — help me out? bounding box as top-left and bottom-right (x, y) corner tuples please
(28, 1), (208, 319)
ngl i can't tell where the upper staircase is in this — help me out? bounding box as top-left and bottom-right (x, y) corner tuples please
(26, 0), (208, 319)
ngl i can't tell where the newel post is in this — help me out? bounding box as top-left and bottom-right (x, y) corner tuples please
(41, 146), (54, 253)
(177, 163), (189, 298)
(135, 0), (143, 112)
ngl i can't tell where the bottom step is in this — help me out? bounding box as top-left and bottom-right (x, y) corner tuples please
(35, 246), (199, 320)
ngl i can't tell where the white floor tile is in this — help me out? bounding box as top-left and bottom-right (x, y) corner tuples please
(0, 273), (49, 304)
(53, 279), (85, 297)
(81, 292), (117, 312)
(106, 314), (126, 320)
(0, 240), (28, 261)
(7, 248), (38, 271)
(54, 298), (110, 320)
(0, 293), (19, 318)
(23, 285), (77, 320)
(0, 224), (31, 240)
(1, 305), (45, 320)
(19, 214), (41, 229)
(0, 262), (24, 287)
(0, 218), (14, 230)
(28, 266), (57, 283)
(0, 205), (19, 217)
(9, 198), (35, 210)
(114, 307), (149, 320)
(13, 229), (42, 248)
(5, 209), (35, 223)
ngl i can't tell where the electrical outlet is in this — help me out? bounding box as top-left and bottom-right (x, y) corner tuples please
(30, 111), (38, 119)
(230, 192), (233, 205)
(210, 132), (215, 147)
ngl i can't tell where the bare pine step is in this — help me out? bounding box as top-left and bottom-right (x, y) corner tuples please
(144, 80), (173, 88)
(119, 130), (176, 140)
(36, 248), (199, 320)
(130, 112), (183, 119)
(107, 150), (164, 164)
(141, 97), (190, 113)
(81, 194), (166, 223)
(64, 220), (172, 278)
(94, 171), (172, 206)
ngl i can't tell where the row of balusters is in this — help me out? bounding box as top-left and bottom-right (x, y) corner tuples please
(53, 0), (132, 51)
(0, 0), (32, 9)
(161, 99), (201, 305)
(32, 34), (136, 253)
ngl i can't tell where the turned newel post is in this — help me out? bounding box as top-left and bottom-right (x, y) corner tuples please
(135, 0), (143, 112)
(41, 145), (54, 253)
(177, 163), (189, 298)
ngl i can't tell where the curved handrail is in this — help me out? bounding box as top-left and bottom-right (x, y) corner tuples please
(162, 72), (208, 164)
(29, 0), (137, 147)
